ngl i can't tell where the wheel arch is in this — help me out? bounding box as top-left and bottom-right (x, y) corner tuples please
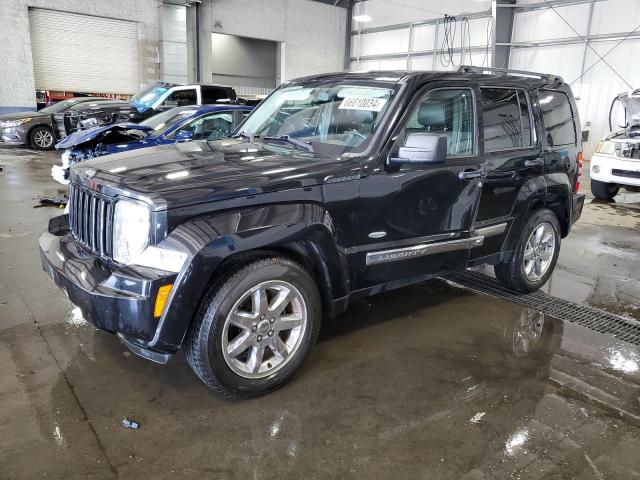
(26, 123), (55, 147)
(151, 205), (350, 352)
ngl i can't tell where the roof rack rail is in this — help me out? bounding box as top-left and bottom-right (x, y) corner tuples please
(457, 65), (563, 83)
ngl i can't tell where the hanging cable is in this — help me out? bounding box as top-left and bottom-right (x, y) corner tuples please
(482, 16), (494, 67)
(440, 15), (458, 68)
(460, 16), (472, 66)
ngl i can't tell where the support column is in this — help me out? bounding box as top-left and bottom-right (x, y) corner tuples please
(493, 0), (516, 69)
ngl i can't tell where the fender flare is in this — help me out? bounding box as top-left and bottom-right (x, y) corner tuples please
(149, 204), (350, 351)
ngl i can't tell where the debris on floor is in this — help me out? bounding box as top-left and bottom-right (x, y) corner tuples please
(122, 418), (140, 430)
(470, 412), (486, 424)
(34, 194), (67, 208)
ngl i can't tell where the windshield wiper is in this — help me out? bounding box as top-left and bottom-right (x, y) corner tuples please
(262, 135), (314, 153)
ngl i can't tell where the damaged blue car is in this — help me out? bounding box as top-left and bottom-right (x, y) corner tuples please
(52, 104), (252, 184)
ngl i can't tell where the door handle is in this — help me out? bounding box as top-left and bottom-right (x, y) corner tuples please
(458, 168), (486, 180)
(524, 158), (544, 167)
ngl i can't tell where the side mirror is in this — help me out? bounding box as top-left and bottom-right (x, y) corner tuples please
(175, 130), (194, 142)
(390, 133), (447, 165)
(163, 100), (178, 109)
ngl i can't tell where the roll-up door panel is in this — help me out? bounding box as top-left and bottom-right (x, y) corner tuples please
(29, 9), (139, 94)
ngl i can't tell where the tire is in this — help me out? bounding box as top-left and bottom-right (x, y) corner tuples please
(590, 179), (619, 200)
(494, 209), (561, 293)
(185, 257), (321, 399)
(29, 126), (55, 150)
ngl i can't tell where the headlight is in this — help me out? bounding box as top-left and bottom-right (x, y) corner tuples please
(0, 118), (30, 128)
(80, 117), (100, 129)
(596, 141), (616, 155)
(113, 200), (151, 265)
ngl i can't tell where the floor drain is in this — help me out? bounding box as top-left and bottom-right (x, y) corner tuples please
(443, 270), (640, 346)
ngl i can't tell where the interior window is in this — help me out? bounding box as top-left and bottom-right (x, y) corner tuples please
(481, 88), (531, 152)
(174, 112), (235, 140)
(538, 90), (577, 148)
(396, 88), (475, 157)
(167, 89), (198, 107)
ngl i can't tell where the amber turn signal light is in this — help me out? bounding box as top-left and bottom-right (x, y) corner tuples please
(154, 284), (173, 318)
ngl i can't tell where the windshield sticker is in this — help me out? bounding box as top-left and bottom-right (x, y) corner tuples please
(339, 96), (388, 112)
(337, 87), (393, 98)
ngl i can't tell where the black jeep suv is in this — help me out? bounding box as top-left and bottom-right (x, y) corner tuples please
(39, 67), (585, 398)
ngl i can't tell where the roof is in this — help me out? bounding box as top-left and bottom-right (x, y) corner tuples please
(290, 68), (566, 89)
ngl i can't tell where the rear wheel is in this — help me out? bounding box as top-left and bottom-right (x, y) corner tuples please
(591, 179), (619, 199)
(185, 257), (321, 398)
(494, 209), (561, 293)
(29, 126), (55, 150)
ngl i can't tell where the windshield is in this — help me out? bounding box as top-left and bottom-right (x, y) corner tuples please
(40, 98), (89, 114)
(139, 108), (197, 135)
(130, 84), (171, 113)
(238, 80), (401, 155)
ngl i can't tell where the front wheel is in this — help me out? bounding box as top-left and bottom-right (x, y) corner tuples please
(185, 257), (321, 399)
(494, 209), (561, 293)
(591, 179), (619, 200)
(29, 126), (55, 150)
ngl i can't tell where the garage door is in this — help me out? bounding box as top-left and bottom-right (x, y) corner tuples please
(29, 9), (139, 94)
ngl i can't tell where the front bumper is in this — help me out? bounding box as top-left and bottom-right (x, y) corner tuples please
(0, 126), (27, 145)
(590, 154), (640, 187)
(39, 215), (177, 363)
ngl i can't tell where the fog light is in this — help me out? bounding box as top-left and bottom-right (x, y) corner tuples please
(592, 165), (601, 174)
(154, 284), (173, 318)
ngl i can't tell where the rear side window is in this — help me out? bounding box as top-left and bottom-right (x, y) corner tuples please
(202, 86), (234, 104)
(538, 90), (577, 148)
(167, 89), (198, 106)
(481, 88), (532, 152)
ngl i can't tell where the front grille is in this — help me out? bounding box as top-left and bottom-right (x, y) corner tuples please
(68, 183), (114, 257)
(612, 169), (640, 179)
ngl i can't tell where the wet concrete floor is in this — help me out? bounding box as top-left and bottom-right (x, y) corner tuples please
(1, 147), (640, 479)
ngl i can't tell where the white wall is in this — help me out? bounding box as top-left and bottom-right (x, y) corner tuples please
(509, 0), (640, 159)
(350, 0), (494, 72)
(201, 0), (346, 85)
(0, 0), (160, 113)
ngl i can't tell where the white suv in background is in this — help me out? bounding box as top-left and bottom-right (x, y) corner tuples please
(590, 132), (640, 199)
(590, 91), (640, 199)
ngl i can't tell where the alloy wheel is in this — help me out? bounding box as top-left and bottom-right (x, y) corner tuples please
(523, 222), (555, 281)
(221, 280), (307, 379)
(34, 129), (53, 148)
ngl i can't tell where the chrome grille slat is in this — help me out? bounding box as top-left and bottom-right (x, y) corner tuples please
(68, 183), (114, 257)
(97, 199), (105, 254)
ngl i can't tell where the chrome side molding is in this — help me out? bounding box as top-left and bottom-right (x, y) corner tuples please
(366, 236), (484, 266)
(474, 222), (507, 238)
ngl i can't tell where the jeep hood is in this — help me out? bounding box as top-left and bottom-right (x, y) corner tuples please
(70, 139), (360, 211)
(56, 123), (154, 150)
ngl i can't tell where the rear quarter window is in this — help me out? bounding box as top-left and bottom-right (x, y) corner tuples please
(538, 90), (577, 148)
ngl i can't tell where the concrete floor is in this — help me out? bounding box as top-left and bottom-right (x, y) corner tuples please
(1, 146), (640, 479)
